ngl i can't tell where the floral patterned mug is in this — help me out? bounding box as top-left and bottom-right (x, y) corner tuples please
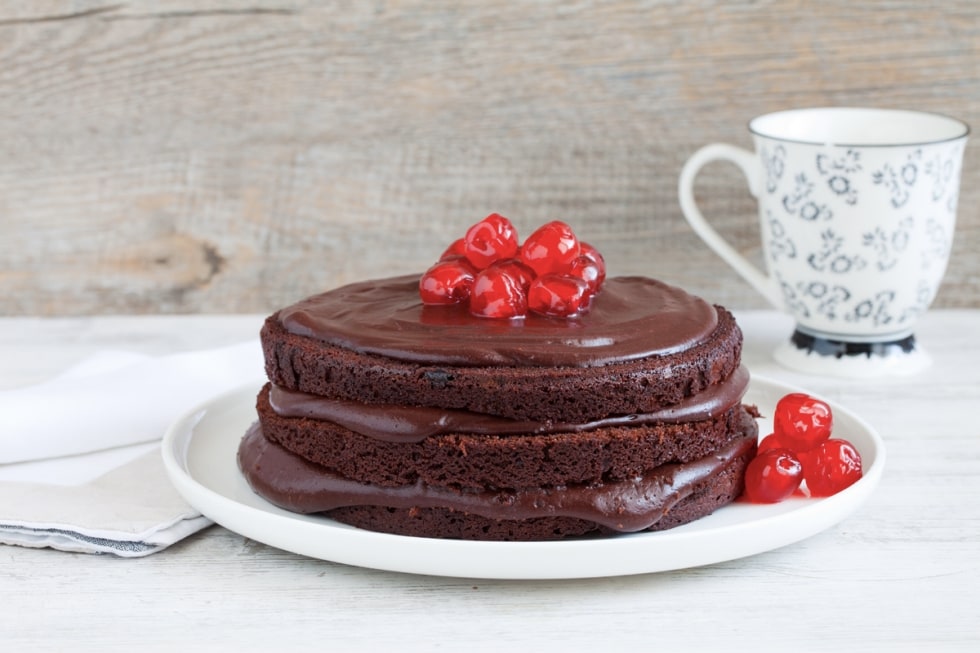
(679, 107), (969, 376)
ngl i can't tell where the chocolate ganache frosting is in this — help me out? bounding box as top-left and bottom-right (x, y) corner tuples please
(238, 423), (757, 533)
(268, 365), (750, 443)
(278, 275), (719, 367)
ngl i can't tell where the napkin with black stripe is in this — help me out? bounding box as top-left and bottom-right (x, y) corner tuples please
(0, 341), (262, 557)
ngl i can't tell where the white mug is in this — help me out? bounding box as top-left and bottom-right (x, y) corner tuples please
(679, 107), (969, 376)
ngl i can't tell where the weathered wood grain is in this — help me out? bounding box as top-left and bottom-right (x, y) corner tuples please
(1, 1), (977, 315)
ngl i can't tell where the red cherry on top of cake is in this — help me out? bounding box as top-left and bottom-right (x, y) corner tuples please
(520, 220), (580, 276)
(419, 214), (606, 319)
(463, 213), (519, 269)
(418, 257), (476, 305)
(469, 266), (528, 319)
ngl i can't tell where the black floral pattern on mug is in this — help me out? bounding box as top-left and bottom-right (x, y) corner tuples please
(924, 145), (963, 203)
(781, 173), (812, 214)
(798, 201), (832, 221)
(816, 149), (861, 205)
(776, 274), (811, 319)
(846, 290), (898, 327)
(921, 218), (952, 270)
(797, 280), (851, 321)
(862, 217), (914, 271)
(762, 144), (786, 193)
(781, 173), (833, 221)
(766, 211), (797, 261)
(807, 229), (867, 274)
(898, 279), (933, 324)
(871, 149), (923, 209)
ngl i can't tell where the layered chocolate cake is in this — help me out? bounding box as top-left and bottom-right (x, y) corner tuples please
(238, 217), (758, 540)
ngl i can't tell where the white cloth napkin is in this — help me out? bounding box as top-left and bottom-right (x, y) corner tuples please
(0, 340), (263, 557)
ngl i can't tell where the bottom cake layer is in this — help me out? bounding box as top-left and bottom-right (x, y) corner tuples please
(326, 451), (750, 540)
(238, 410), (758, 541)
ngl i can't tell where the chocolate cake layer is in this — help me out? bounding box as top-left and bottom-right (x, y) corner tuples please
(326, 452), (748, 540)
(266, 365), (750, 442)
(262, 276), (743, 423)
(237, 417), (757, 539)
(256, 381), (756, 490)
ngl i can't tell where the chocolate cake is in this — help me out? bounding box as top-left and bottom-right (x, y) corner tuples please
(238, 273), (758, 541)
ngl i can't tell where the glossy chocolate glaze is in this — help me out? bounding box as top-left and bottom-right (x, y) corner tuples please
(268, 366), (751, 443)
(238, 424), (756, 533)
(278, 275), (718, 367)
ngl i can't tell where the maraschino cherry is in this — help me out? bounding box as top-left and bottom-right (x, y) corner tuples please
(463, 213), (519, 270)
(419, 258), (476, 305)
(419, 214), (605, 319)
(801, 438), (863, 497)
(743, 392), (863, 503)
(743, 448), (803, 503)
(520, 221), (580, 276)
(773, 392), (833, 452)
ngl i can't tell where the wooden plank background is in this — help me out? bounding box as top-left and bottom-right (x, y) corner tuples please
(1, 0), (977, 316)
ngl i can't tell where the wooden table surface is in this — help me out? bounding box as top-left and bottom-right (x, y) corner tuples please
(1, 310), (978, 651)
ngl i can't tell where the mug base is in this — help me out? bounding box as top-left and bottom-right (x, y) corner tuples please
(773, 329), (931, 378)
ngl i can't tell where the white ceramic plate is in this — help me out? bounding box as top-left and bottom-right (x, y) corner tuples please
(162, 375), (884, 580)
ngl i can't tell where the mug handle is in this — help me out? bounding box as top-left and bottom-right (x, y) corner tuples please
(678, 144), (782, 308)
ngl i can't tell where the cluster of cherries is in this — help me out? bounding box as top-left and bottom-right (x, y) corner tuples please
(419, 214), (606, 319)
(743, 392), (863, 503)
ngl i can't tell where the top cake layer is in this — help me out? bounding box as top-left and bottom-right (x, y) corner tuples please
(277, 275), (719, 368)
(261, 277), (742, 423)
(262, 274), (742, 423)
